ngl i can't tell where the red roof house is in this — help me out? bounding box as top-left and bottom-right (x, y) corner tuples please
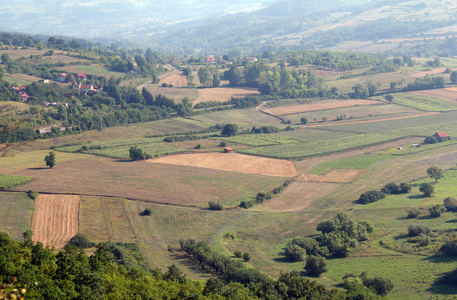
(206, 57), (216, 63)
(77, 73), (87, 81)
(56, 73), (67, 82)
(224, 147), (232, 153)
(433, 131), (451, 142)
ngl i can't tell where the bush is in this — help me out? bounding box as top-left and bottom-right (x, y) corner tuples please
(27, 190), (39, 200)
(358, 190), (385, 204)
(381, 182), (411, 195)
(441, 240), (457, 256)
(407, 207), (421, 218)
(239, 200), (253, 209)
(408, 225), (430, 237)
(285, 244), (306, 261)
(162, 83), (168, 87)
(23, 229), (33, 240)
(208, 201), (223, 210)
(420, 183), (434, 197)
(444, 197), (457, 211)
(67, 233), (93, 248)
(305, 255), (327, 276)
(424, 136), (438, 144)
(242, 252), (251, 262)
(219, 141), (227, 147)
(234, 250), (242, 258)
(429, 204), (446, 218)
(361, 274), (394, 297)
(129, 146), (152, 161)
(194, 144), (202, 149)
(141, 208), (152, 216)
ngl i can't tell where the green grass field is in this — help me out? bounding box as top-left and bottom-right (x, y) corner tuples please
(191, 108), (284, 128)
(310, 154), (393, 174)
(372, 93), (457, 112)
(2, 75), (32, 86)
(0, 192), (34, 240)
(0, 174), (32, 189)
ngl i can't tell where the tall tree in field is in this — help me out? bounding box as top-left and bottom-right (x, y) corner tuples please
(427, 166), (444, 183)
(44, 151), (56, 168)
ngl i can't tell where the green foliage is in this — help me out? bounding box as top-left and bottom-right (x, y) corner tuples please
(23, 229), (33, 240)
(373, 93), (457, 112)
(300, 117), (308, 124)
(284, 244), (306, 262)
(239, 200), (254, 209)
(44, 151), (56, 168)
(219, 141), (227, 147)
(242, 252), (251, 262)
(217, 133), (298, 147)
(311, 154), (392, 175)
(234, 250), (242, 258)
(358, 190), (385, 204)
(424, 136), (438, 144)
(444, 197), (457, 212)
(128, 146), (152, 161)
(441, 240), (457, 256)
(420, 183), (435, 197)
(451, 71), (457, 84)
(427, 166), (444, 183)
(141, 208), (152, 216)
(27, 190), (39, 200)
(305, 255), (327, 277)
(407, 225), (430, 237)
(67, 233), (94, 248)
(429, 204), (446, 218)
(0, 175), (32, 189)
(407, 207), (422, 219)
(381, 182), (411, 195)
(208, 201), (223, 210)
(361, 272), (394, 297)
(221, 123), (239, 136)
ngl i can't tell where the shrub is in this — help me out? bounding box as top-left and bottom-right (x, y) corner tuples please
(285, 244), (306, 262)
(219, 141), (227, 147)
(424, 136), (438, 144)
(23, 229), (33, 240)
(420, 183), (434, 197)
(381, 182), (400, 194)
(208, 201), (223, 210)
(234, 250), (242, 258)
(242, 252), (251, 262)
(67, 233), (93, 248)
(408, 225), (430, 237)
(141, 208), (152, 216)
(300, 117), (308, 124)
(358, 190), (385, 204)
(194, 144), (202, 149)
(129, 146), (152, 161)
(239, 200), (253, 209)
(441, 240), (457, 256)
(162, 83), (168, 87)
(407, 207), (421, 218)
(305, 255), (327, 276)
(444, 197), (457, 211)
(27, 190), (39, 200)
(429, 204), (446, 218)
(361, 274), (394, 297)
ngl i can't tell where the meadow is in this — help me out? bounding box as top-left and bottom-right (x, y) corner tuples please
(0, 192), (34, 241)
(372, 93), (457, 112)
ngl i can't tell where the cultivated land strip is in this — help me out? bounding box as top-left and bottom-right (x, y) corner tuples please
(32, 194), (80, 249)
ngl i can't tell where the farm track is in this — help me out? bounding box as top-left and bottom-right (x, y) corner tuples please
(32, 194), (80, 249)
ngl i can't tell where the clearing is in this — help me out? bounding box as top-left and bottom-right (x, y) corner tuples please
(31, 194), (80, 249)
(194, 87), (260, 104)
(261, 99), (381, 116)
(410, 88), (457, 102)
(148, 152), (298, 177)
(159, 71), (188, 87)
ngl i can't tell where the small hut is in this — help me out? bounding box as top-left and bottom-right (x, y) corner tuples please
(224, 147), (232, 153)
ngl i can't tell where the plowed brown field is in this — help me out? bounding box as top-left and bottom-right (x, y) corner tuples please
(410, 88), (457, 102)
(298, 169), (364, 183)
(159, 72), (188, 87)
(262, 99), (381, 116)
(148, 152), (298, 177)
(261, 181), (341, 212)
(194, 87), (260, 104)
(411, 68), (446, 77)
(32, 194), (80, 249)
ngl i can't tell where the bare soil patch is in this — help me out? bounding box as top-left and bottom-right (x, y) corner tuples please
(298, 169), (364, 183)
(32, 194), (80, 249)
(148, 152), (298, 177)
(159, 72), (188, 87)
(261, 181), (341, 212)
(410, 88), (457, 102)
(194, 87), (260, 104)
(262, 100), (381, 116)
(410, 68), (447, 77)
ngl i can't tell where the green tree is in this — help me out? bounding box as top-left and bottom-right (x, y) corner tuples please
(44, 151), (56, 168)
(234, 250), (242, 258)
(300, 117), (308, 124)
(420, 183), (434, 197)
(285, 244), (306, 262)
(444, 197), (457, 211)
(221, 123), (239, 136)
(305, 255), (327, 276)
(429, 204), (446, 218)
(242, 252), (251, 262)
(385, 95), (394, 102)
(451, 71), (457, 84)
(1, 53), (10, 64)
(129, 146), (151, 161)
(427, 166), (444, 183)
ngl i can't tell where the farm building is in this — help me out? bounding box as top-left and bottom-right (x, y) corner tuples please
(433, 131), (451, 142)
(77, 73), (87, 81)
(56, 73), (67, 82)
(224, 147), (232, 153)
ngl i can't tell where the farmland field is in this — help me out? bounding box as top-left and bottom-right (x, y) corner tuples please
(31, 194), (80, 249)
(194, 87), (260, 104)
(0, 174), (32, 189)
(310, 154), (393, 174)
(158, 71), (188, 87)
(215, 134), (298, 146)
(149, 152), (298, 177)
(9, 155), (286, 207)
(143, 84), (200, 103)
(60, 65), (124, 78)
(410, 88), (457, 102)
(261, 99), (381, 116)
(0, 192), (34, 240)
(372, 93), (457, 111)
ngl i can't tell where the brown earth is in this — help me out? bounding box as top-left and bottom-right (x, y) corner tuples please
(194, 87), (260, 104)
(262, 99), (381, 116)
(410, 88), (457, 102)
(32, 194), (80, 249)
(159, 72), (188, 87)
(410, 67), (447, 77)
(148, 152), (298, 177)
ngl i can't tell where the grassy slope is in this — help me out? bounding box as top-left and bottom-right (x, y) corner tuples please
(0, 192), (34, 240)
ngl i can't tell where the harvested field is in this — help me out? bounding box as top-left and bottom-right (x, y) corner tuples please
(144, 85), (199, 103)
(260, 181), (341, 212)
(10, 156), (285, 207)
(159, 71), (188, 87)
(262, 99), (381, 116)
(6, 74), (43, 83)
(298, 169), (364, 183)
(32, 194), (80, 249)
(194, 87), (260, 104)
(148, 152), (298, 177)
(410, 67), (447, 77)
(410, 88), (457, 102)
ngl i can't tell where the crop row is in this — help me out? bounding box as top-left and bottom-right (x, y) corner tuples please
(214, 134), (298, 146)
(86, 143), (184, 159)
(0, 174), (33, 189)
(373, 93), (457, 112)
(310, 154), (393, 174)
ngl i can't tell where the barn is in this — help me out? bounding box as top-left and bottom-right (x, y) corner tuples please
(433, 131), (451, 142)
